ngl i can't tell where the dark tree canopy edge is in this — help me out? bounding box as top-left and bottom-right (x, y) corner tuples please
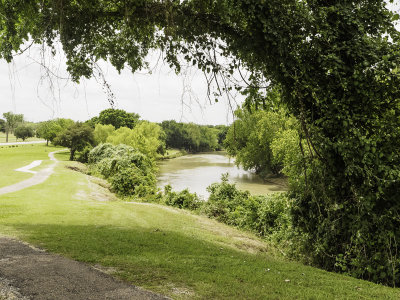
(2, 0), (400, 286)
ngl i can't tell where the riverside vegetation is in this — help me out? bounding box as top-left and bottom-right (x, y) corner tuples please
(3, 100), (400, 290)
(1, 144), (400, 299)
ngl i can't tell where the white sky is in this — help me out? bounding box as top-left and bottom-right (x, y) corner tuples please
(0, 45), (242, 125)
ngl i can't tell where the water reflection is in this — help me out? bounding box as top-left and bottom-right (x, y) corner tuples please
(157, 152), (287, 199)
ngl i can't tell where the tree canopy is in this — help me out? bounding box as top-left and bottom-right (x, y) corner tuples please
(1, 0), (400, 285)
(97, 109), (140, 129)
(14, 124), (34, 141)
(53, 122), (95, 160)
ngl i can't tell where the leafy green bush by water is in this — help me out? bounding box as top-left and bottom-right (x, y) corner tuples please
(203, 174), (291, 238)
(162, 185), (202, 210)
(88, 143), (157, 197)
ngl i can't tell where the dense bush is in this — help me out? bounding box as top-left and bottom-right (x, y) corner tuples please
(202, 174), (292, 244)
(163, 185), (202, 210)
(224, 105), (299, 177)
(92, 121), (165, 159)
(88, 143), (156, 197)
(14, 124), (34, 141)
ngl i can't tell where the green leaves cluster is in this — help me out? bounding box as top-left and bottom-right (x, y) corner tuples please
(37, 118), (75, 146)
(225, 107), (299, 177)
(14, 124), (34, 141)
(161, 120), (224, 153)
(88, 143), (157, 198)
(91, 108), (140, 129)
(94, 121), (165, 159)
(53, 122), (95, 160)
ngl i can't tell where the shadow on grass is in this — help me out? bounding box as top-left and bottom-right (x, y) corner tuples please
(6, 223), (399, 300)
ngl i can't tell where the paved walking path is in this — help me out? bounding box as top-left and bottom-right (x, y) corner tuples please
(0, 237), (168, 300)
(0, 141), (46, 146)
(15, 160), (43, 174)
(0, 150), (62, 196)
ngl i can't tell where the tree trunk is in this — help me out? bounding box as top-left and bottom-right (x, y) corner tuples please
(5, 129), (8, 143)
(69, 149), (76, 161)
(46, 140), (49, 146)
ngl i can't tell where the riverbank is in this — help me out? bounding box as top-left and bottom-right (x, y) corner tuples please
(157, 152), (288, 198)
(157, 148), (187, 160)
(0, 146), (399, 299)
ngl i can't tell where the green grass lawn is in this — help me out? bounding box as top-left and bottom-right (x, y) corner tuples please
(0, 147), (399, 299)
(0, 132), (43, 143)
(0, 144), (60, 188)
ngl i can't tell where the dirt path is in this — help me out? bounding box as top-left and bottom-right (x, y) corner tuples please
(0, 150), (64, 196)
(0, 237), (168, 300)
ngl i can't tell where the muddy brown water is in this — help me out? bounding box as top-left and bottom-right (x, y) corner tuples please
(157, 152), (287, 199)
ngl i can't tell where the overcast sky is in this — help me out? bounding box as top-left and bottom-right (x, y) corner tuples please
(0, 45), (242, 125)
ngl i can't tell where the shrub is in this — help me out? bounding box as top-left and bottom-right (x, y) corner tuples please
(203, 174), (292, 243)
(76, 146), (93, 163)
(88, 143), (156, 198)
(110, 168), (156, 197)
(163, 185), (202, 210)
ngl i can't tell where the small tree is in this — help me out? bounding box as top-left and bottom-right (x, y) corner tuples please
(2, 112), (23, 142)
(37, 121), (61, 146)
(53, 122), (95, 160)
(14, 125), (34, 141)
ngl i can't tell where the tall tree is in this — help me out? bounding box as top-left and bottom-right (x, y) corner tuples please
(2, 112), (23, 142)
(1, 0), (400, 285)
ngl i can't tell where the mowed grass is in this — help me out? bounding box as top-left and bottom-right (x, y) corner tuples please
(0, 148), (399, 299)
(0, 144), (60, 188)
(0, 132), (42, 143)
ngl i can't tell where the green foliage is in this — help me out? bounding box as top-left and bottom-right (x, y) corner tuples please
(162, 185), (202, 210)
(202, 174), (292, 246)
(76, 146), (93, 163)
(225, 107), (298, 176)
(14, 124), (34, 141)
(36, 119), (74, 145)
(161, 120), (220, 152)
(0, 119), (5, 133)
(97, 109), (140, 129)
(53, 122), (95, 160)
(106, 121), (165, 159)
(88, 143), (156, 198)
(93, 123), (115, 144)
(2, 112), (23, 132)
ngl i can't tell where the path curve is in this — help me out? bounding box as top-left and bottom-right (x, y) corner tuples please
(0, 150), (66, 196)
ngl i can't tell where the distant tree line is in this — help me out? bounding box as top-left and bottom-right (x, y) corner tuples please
(161, 120), (228, 153)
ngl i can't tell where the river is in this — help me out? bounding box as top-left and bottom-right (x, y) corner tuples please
(157, 152), (287, 199)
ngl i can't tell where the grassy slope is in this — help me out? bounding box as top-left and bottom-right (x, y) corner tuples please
(0, 144), (59, 188)
(0, 150), (399, 299)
